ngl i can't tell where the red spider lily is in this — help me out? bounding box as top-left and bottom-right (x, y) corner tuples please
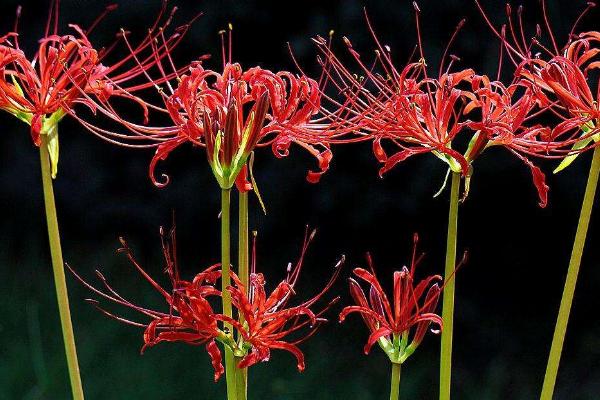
(67, 226), (227, 382)
(339, 234), (446, 364)
(71, 26), (359, 190)
(475, 0), (600, 171)
(158, 60), (330, 190)
(316, 4), (559, 205)
(463, 75), (551, 206)
(217, 229), (344, 371)
(312, 7), (474, 178)
(521, 33), (600, 172)
(0, 0), (198, 177)
(69, 227), (343, 379)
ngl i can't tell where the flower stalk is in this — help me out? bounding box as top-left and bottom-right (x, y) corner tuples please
(390, 362), (401, 400)
(238, 189), (249, 397)
(238, 190), (249, 300)
(39, 134), (84, 400)
(221, 188), (237, 400)
(235, 356), (247, 400)
(439, 171), (460, 400)
(540, 145), (600, 399)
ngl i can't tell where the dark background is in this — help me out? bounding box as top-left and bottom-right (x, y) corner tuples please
(1, 0), (599, 399)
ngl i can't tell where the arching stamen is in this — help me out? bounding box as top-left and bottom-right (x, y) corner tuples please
(506, 4), (526, 57)
(516, 5), (529, 56)
(497, 25), (506, 80)
(439, 18), (466, 78)
(473, 0), (524, 61)
(228, 23), (233, 65)
(219, 28), (227, 68)
(86, 4), (118, 35)
(540, 0), (559, 54)
(569, 2), (596, 42)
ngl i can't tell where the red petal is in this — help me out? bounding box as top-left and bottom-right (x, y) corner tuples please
(206, 340), (224, 382)
(511, 150), (549, 208)
(30, 114), (43, 146)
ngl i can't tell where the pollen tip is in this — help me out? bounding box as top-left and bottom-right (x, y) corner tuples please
(228, 22), (233, 30)
(412, 1), (421, 12)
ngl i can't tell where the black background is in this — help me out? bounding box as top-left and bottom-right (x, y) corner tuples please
(1, 0), (599, 399)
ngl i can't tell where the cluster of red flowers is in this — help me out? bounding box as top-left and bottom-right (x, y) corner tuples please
(0, 0), (198, 176)
(71, 26), (359, 191)
(10, 0), (600, 393)
(477, 1), (600, 172)
(69, 227), (343, 380)
(312, 5), (574, 207)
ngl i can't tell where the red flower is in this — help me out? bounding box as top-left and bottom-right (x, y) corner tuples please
(0, 0), (197, 177)
(313, 7), (474, 177)
(216, 229), (344, 371)
(157, 61), (330, 190)
(528, 33), (600, 141)
(69, 227), (343, 379)
(68, 226), (226, 382)
(463, 76), (551, 206)
(476, 0), (600, 172)
(339, 234), (443, 364)
(73, 27), (357, 189)
(316, 4), (559, 206)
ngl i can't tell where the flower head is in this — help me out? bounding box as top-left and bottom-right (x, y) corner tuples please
(70, 226), (342, 380)
(463, 75), (551, 206)
(72, 25), (357, 190)
(0, 0), (197, 177)
(476, 0), (600, 173)
(315, 4), (560, 206)
(67, 225), (226, 381)
(157, 59), (327, 190)
(340, 234), (446, 364)
(217, 229), (344, 371)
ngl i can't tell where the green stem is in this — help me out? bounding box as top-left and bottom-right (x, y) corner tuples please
(390, 363), (401, 400)
(238, 190), (249, 303)
(238, 190), (249, 394)
(439, 171), (460, 400)
(39, 137), (85, 400)
(540, 146), (600, 400)
(221, 189), (237, 400)
(235, 356), (247, 400)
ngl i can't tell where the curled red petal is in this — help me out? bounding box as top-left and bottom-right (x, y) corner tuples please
(149, 138), (186, 188)
(511, 150), (549, 208)
(306, 148), (333, 183)
(378, 148), (427, 177)
(206, 340), (224, 382)
(372, 137), (387, 162)
(363, 326), (392, 354)
(30, 114), (43, 146)
(235, 165), (253, 192)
